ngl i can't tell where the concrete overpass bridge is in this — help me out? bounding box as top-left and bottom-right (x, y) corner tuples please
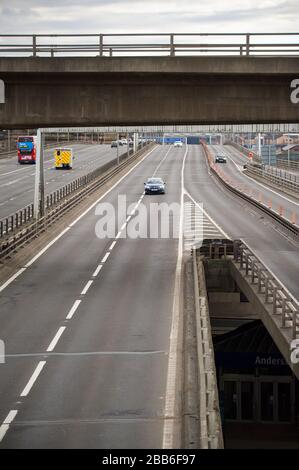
(0, 56), (299, 128)
(0, 31), (299, 128)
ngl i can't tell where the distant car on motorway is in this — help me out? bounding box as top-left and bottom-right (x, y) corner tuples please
(173, 140), (183, 147)
(144, 177), (166, 195)
(215, 155), (227, 163)
(111, 141), (118, 148)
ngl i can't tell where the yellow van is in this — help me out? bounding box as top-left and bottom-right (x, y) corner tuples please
(54, 148), (73, 169)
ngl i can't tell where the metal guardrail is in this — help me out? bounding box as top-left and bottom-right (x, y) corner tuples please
(198, 239), (299, 340)
(264, 165), (299, 184)
(245, 164), (299, 194)
(192, 249), (223, 449)
(1, 33), (299, 57)
(0, 143), (154, 258)
(202, 142), (299, 237)
(233, 241), (299, 340)
(276, 158), (299, 171)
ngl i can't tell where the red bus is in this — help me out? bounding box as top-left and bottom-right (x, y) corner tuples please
(17, 136), (37, 164)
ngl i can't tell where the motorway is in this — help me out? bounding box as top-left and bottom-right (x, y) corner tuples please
(209, 144), (299, 222)
(0, 144), (118, 220)
(0, 143), (298, 448)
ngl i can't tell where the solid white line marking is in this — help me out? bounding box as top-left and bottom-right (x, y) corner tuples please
(46, 327), (66, 352)
(109, 241), (117, 251)
(92, 265), (103, 277)
(163, 144), (188, 449)
(20, 361), (46, 397)
(115, 231), (122, 239)
(66, 299), (82, 319)
(0, 268), (26, 293)
(120, 222), (127, 231)
(101, 252), (110, 263)
(81, 280), (93, 295)
(24, 227), (71, 268)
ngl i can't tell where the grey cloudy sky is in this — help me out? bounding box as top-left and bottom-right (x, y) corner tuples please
(0, 0), (298, 34)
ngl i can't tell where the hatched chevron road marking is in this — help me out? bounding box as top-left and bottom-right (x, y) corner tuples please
(183, 195), (225, 252)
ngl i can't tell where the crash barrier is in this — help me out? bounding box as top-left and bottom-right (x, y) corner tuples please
(201, 142), (299, 238)
(192, 248), (224, 448)
(244, 164), (299, 198)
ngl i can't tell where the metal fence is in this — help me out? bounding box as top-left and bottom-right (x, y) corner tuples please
(234, 241), (299, 340)
(193, 250), (224, 449)
(276, 158), (299, 171)
(245, 164), (299, 194)
(0, 33), (299, 57)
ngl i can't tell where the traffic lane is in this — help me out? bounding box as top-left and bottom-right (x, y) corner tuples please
(1, 144), (183, 448)
(185, 146), (299, 302)
(0, 145), (165, 355)
(2, 356), (164, 449)
(0, 145), (117, 219)
(0, 144), (111, 186)
(0, 143), (96, 177)
(0, 144), (167, 425)
(208, 145), (299, 220)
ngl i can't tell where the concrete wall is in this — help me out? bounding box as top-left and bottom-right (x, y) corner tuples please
(0, 57), (299, 128)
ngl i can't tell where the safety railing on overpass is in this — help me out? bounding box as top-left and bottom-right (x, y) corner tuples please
(1, 33), (299, 57)
(192, 248), (224, 449)
(244, 164), (299, 196)
(0, 142), (152, 252)
(233, 241), (299, 340)
(198, 239), (299, 340)
(276, 158), (299, 171)
(263, 165), (299, 184)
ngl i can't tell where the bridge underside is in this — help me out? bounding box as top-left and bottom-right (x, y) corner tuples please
(0, 57), (299, 128)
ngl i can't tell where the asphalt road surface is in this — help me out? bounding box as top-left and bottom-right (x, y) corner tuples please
(0, 144), (298, 448)
(0, 144), (118, 220)
(209, 144), (299, 223)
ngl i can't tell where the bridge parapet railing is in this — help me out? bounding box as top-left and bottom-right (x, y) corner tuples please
(245, 164), (299, 194)
(0, 33), (299, 57)
(234, 240), (299, 340)
(276, 159), (299, 171)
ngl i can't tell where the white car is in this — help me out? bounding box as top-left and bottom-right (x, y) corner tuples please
(173, 141), (183, 147)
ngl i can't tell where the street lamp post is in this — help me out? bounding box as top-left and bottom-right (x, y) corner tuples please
(34, 129), (45, 220)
